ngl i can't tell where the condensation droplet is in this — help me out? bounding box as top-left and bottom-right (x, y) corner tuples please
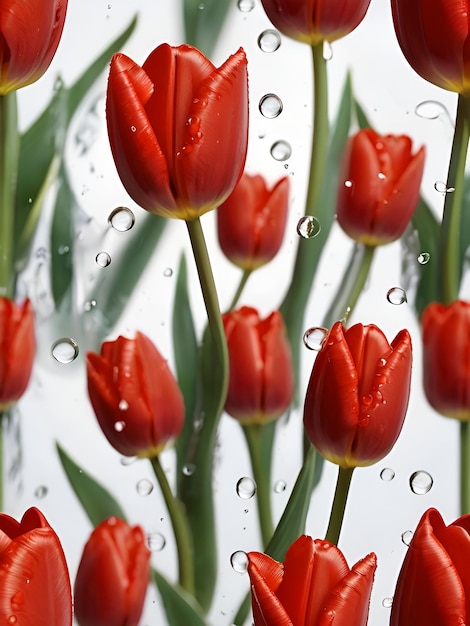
(258, 29), (281, 53)
(130, 125), (137, 132)
(382, 597), (393, 609)
(7, 616), (17, 624)
(303, 326), (328, 351)
(120, 456), (137, 466)
(409, 470), (433, 495)
(415, 100), (450, 120)
(237, 0), (255, 11)
(236, 477), (257, 499)
(57, 245), (70, 255)
(230, 550), (248, 573)
(323, 41), (333, 60)
(386, 287), (407, 305)
(401, 530), (413, 546)
(34, 486), (48, 498)
(434, 180), (455, 194)
(417, 252), (430, 265)
(51, 338), (79, 363)
(147, 532), (166, 551)
(380, 468), (395, 482)
(259, 94), (283, 119)
(182, 464), (196, 476)
(114, 420), (126, 432)
(119, 399), (129, 411)
(83, 299), (97, 312)
(163, 267), (173, 277)
(270, 140), (292, 161)
(274, 480), (287, 493)
(344, 180), (353, 188)
(108, 207), (135, 232)
(297, 216), (321, 239)
(136, 479), (154, 496)
(96, 251), (111, 268)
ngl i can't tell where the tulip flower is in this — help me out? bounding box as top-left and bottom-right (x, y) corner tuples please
(260, 0), (371, 45)
(0, 0), (68, 95)
(391, 0), (470, 94)
(87, 331), (184, 457)
(0, 507), (72, 625)
(106, 43), (248, 220)
(304, 321), (412, 468)
(222, 307), (294, 424)
(390, 507), (470, 625)
(422, 300), (470, 420)
(217, 173), (289, 271)
(247, 534), (376, 625)
(0, 298), (35, 410)
(336, 128), (425, 246)
(74, 517), (150, 626)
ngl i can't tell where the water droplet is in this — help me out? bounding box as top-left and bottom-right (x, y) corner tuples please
(434, 180), (455, 194)
(237, 0), (254, 11)
(147, 532), (166, 551)
(182, 464), (196, 476)
(417, 252), (430, 265)
(259, 94), (283, 119)
(136, 479), (154, 496)
(303, 326), (328, 351)
(84, 299), (97, 312)
(51, 338), (79, 363)
(36, 247), (47, 259)
(382, 597), (393, 609)
(270, 140), (292, 161)
(257, 29), (281, 53)
(323, 41), (333, 60)
(415, 100), (450, 120)
(108, 207), (135, 232)
(96, 251), (111, 268)
(344, 180), (353, 188)
(401, 530), (413, 546)
(380, 468), (395, 481)
(114, 420), (126, 432)
(236, 477), (257, 499)
(57, 244), (70, 255)
(409, 470), (433, 495)
(230, 550), (248, 573)
(297, 216), (321, 239)
(130, 125), (137, 132)
(274, 480), (287, 493)
(7, 616), (17, 624)
(163, 267), (173, 277)
(120, 456), (137, 466)
(34, 486), (48, 498)
(386, 287), (407, 305)
(119, 399), (129, 411)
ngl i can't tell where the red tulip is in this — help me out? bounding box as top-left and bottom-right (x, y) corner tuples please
(217, 173), (289, 270)
(0, 298), (35, 410)
(247, 535), (376, 625)
(87, 331), (184, 457)
(390, 507), (470, 625)
(74, 517), (150, 626)
(0, 0), (68, 95)
(222, 307), (294, 424)
(336, 129), (425, 246)
(0, 507), (72, 625)
(304, 321), (412, 468)
(106, 43), (248, 220)
(391, 0), (470, 94)
(422, 300), (470, 420)
(260, 0), (371, 45)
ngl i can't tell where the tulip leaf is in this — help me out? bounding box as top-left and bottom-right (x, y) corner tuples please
(183, 0), (233, 58)
(459, 175), (470, 285)
(153, 570), (208, 626)
(56, 443), (127, 526)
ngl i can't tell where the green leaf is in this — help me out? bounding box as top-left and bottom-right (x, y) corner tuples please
(460, 175), (470, 283)
(183, 0), (232, 58)
(56, 442), (127, 526)
(50, 164), (75, 307)
(153, 570), (208, 626)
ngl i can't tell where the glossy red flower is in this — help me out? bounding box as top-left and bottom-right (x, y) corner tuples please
(222, 307), (294, 424)
(248, 534), (376, 626)
(0, 507), (72, 625)
(390, 507), (470, 625)
(336, 129), (425, 246)
(87, 331), (184, 457)
(391, 0), (470, 94)
(74, 517), (150, 626)
(260, 0), (371, 45)
(217, 173), (289, 270)
(106, 43), (248, 220)
(422, 300), (470, 420)
(0, 0), (68, 94)
(304, 321), (412, 468)
(0, 298), (35, 410)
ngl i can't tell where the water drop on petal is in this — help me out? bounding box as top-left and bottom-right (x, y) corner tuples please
(303, 326), (328, 350)
(114, 420), (126, 432)
(230, 550), (248, 573)
(236, 477), (256, 499)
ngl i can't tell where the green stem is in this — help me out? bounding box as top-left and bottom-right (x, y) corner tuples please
(325, 466), (354, 545)
(439, 94), (470, 304)
(0, 92), (19, 298)
(242, 424), (274, 546)
(150, 456), (195, 595)
(227, 269), (251, 312)
(461, 422), (470, 514)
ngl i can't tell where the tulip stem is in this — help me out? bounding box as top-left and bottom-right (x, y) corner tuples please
(227, 269), (251, 312)
(460, 422), (470, 514)
(243, 424), (274, 546)
(439, 94), (470, 304)
(150, 456), (195, 595)
(325, 466), (354, 545)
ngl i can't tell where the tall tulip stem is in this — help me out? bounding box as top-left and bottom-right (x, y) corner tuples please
(460, 422), (470, 514)
(325, 466), (354, 545)
(150, 456), (195, 595)
(227, 269), (252, 312)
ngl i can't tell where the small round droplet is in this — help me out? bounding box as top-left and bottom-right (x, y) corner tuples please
(163, 267), (173, 277)
(7, 616), (17, 624)
(417, 252), (430, 265)
(297, 216), (321, 239)
(259, 94), (283, 119)
(230, 550), (248, 573)
(96, 251), (111, 268)
(136, 479), (154, 496)
(409, 470), (433, 495)
(147, 532), (166, 551)
(415, 100), (449, 120)
(270, 140), (292, 161)
(108, 207), (135, 232)
(274, 480), (287, 493)
(386, 287), (407, 305)
(382, 597), (393, 609)
(257, 29), (281, 53)
(57, 244), (70, 256)
(303, 326), (328, 351)
(114, 420), (126, 432)
(380, 468), (395, 482)
(434, 181), (455, 194)
(119, 399), (129, 411)
(51, 338), (79, 363)
(182, 464), (196, 476)
(83, 299), (97, 312)
(401, 530), (413, 546)
(130, 125), (137, 132)
(236, 477), (257, 499)
(237, 0), (255, 11)
(34, 486), (48, 499)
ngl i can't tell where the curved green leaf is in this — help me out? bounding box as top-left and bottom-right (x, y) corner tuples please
(183, 0), (232, 58)
(153, 570), (208, 626)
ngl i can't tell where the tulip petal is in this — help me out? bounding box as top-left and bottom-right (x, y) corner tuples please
(247, 552), (292, 626)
